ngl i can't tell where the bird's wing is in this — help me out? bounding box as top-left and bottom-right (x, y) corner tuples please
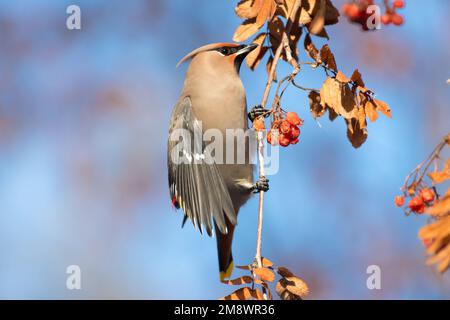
(168, 97), (236, 236)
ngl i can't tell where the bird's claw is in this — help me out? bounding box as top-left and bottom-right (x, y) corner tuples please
(252, 177), (269, 193)
(248, 105), (269, 122)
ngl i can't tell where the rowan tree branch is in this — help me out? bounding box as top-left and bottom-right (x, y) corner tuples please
(254, 0), (303, 273)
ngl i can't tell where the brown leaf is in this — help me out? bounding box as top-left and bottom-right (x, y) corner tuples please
(351, 69), (365, 87)
(262, 257), (274, 268)
(256, 0), (276, 29)
(428, 161), (450, 184)
(246, 33), (268, 70)
(426, 189), (450, 217)
(309, 91), (325, 119)
(276, 276), (309, 300)
(357, 106), (367, 130)
(335, 71), (350, 83)
(364, 100), (379, 122)
(253, 288), (265, 300)
(346, 118), (368, 148)
(304, 33), (320, 63)
(323, 0), (339, 25)
(320, 45), (337, 72)
(309, 0), (325, 35)
(235, 0), (263, 19)
(254, 267), (275, 282)
(419, 214), (450, 274)
(372, 99), (392, 118)
(320, 77), (356, 119)
(276, 266), (295, 277)
(328, 106), (338, 121)
(221, 276), (254, 286)
(220, 287), (256, 300)
(233, 18), (260, 42)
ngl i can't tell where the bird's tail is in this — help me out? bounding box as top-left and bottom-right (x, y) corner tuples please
(215, 219), (235, 282)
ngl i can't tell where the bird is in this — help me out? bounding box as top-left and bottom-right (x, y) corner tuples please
(167, 42), (269, 281)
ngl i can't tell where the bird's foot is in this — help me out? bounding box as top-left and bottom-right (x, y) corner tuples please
(248, 105), (270, 122)
(252, 177), (269, 193)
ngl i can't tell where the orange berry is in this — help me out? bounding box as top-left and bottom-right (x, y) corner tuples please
(279, 133), (291, 147)
(253, 118), (265, 131)
(419, 188), (435, 204)
(391, 14), (404, 26)
(280, 120), (291, 134)
(285, 112), (302, 126)
(381, 14), (391, 25)
(346, 4), (360, 19)
(408, 196), (424, 214)
(395, 195), (404, 207)
(393, 0), (404, 9)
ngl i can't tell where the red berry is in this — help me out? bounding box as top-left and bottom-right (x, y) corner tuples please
(393, 0), (404, 9)
(279, 133), (291, 147)
(381, 14), (391, 25)
(408, 196), (425, 214)
(285, 112), (302, 126)
(391, 14), (404, 26)
(419, 188), (435, 204)
(290, 138), (299, 145)
(346, 4), (361, 19)
(253, 118), (265, 131)
(289, 125), (300, 139)
(280, 120), (291, 134)
(395, 195), (404, 207)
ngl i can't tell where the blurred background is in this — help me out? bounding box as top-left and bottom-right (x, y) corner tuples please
(0, 0), (449, 299)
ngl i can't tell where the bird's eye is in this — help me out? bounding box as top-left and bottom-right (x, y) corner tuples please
(219, 47), (231, 55)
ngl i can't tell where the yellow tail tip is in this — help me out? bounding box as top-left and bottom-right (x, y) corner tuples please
(219, 261), (234, 282)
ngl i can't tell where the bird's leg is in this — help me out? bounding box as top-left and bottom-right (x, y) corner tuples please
(248, 105), (270, 122)
(252, 176), (269, 193)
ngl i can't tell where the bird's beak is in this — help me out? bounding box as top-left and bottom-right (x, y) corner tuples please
(236, 43), (258, 57)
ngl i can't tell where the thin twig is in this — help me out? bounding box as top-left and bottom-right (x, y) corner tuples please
(254, 0), (303, 272)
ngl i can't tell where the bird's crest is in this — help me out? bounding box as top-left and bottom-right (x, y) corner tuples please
(176, 43), (241, 68)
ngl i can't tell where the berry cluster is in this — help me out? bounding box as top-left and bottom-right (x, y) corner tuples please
(395, 188), (436, 214)
(253, 111), (303, 148)
(342, 0), (405, 31)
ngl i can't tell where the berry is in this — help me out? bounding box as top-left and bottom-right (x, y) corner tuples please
(279, 133), (291, 147)
(408, 196), (425, 214)
(381, 14), (391, 25)
(280, 120), (291, 134)
(393, 0), (404, 9)
(290, 138), (299, 145)
(419, 188), (435, 204)
(289, 125), (300, 139)
(395, 195), (404, 207)
(286, 112), (302, 126)
(253, 118), (265, 131)
(346, 4), (361, 19)
(391, 14), (404, 26)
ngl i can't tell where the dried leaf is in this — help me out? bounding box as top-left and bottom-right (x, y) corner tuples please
(335, 71), (350, 83)
(256, 0), (276, 29)
(364, 99), (379, 122)
(246, 33), (268, 70)
(419, 214), (450, 274)
(426, 190), (450, 217)
(276, 276), (309, 300)
(346, 118), (368, 148)
(233, 18), (260, 42)
(309, 0), (325, 35)
(221, 287), (256, 300)
(254, 267), (275, 282)
(372, 99), (392, 118)
(428, 161), (450, 184)
(262, 257), (274, 268)
(320, 77), (356, 119)
(320, 45), (337, 72)
(309, 91), (325, 119)
(351, 69), (365, 87)
(221, 276), (254, 286)
(276, 266), (295, 277)
(235, 0), (263, 19)
(304, 33), (320, 63)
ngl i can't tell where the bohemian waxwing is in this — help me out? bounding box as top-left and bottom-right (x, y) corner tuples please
(168, 43), (269, 281)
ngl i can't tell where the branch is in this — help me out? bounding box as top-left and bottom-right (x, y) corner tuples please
(254, 0), (303, 271)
